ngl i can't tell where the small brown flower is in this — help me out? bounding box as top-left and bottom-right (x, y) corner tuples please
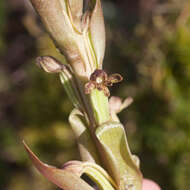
(85, 69), (123, 97)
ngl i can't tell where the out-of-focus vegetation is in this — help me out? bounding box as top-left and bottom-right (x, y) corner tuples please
(0, 0), (189, 190)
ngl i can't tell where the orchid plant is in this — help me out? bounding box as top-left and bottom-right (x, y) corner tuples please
(24, 0), (143, 190)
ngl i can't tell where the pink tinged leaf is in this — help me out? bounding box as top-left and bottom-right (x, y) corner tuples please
(90, 0), (106, 68)
(109, 96), (133, 122)
(23, 141), (94, 190)
(62, 160), (84, 176)
(109, 96), (133, 114)
(109, 96), (123, 114)
(121, 97), (133, 111)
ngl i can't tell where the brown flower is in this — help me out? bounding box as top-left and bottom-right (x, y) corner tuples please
(85, 69), (123, 97)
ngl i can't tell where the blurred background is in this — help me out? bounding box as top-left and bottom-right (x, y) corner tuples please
(0, 0), (190, 189)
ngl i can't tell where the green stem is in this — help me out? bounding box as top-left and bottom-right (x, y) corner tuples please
(89, 89), (110, 126)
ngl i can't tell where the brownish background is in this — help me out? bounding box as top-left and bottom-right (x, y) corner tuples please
(0, 0), (190, 189)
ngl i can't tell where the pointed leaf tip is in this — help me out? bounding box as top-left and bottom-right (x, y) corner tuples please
(90, 0), (106, 68)
(23, 141), (94, 190)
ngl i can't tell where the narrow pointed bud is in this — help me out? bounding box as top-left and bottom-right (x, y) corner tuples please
(36, 56), (63, 73)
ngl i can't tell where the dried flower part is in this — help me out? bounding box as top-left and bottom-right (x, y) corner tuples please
(85, 69), (123, 97)
(106, 74), (123, 86)
(85, 82), (96, 94)
(101, 86), (110, 97)
(90, 69), (108, 83)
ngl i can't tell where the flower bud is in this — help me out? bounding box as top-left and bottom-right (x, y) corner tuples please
(29, 0), (105, 79)
(36, 56), (63, 73)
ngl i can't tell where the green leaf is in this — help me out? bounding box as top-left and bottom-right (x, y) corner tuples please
(69, 109), (100, 163)
(96, 122), (142, 190)
(63, 161), (117, 190)
(59, 70), (83, 111)
(82, 162), (117, 190)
